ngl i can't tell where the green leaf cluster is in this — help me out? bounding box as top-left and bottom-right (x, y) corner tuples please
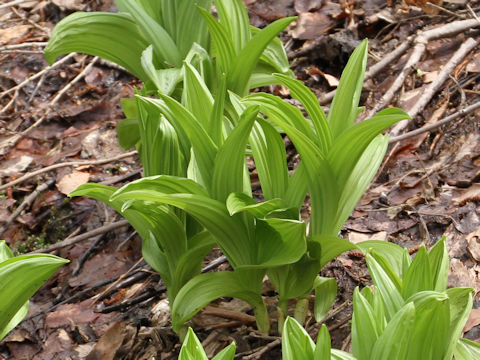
(0, 240), (68, 341)
(51, 0), (411, 338)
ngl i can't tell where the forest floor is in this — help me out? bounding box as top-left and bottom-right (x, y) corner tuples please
(1, 0), (480, 359)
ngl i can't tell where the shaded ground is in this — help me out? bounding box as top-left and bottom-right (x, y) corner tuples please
(1, 0), (480, 358)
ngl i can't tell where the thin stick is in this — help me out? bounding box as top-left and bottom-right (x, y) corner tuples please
(30, 220), (130, 253)
(0, 53), (76, 100)
(390, 37), (478, 136)
(0, 42), (47, 51)
(0, 179), (54, 237)
(0, 150), (137, 192)
(389, 100), (480, 143)
(0, 0), (30, 9)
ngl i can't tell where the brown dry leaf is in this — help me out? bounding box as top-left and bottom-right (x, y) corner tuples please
(448, 258), (480, 291)
(466, 52), (480, 73)
(290, 12), (335, 40)
(294, 0), (323, 13)
(56, 171), (90, 195)
(348, 231), (388, 244)
(464, 308), (480, 333)
(453, 184), (480, 206)
(403, 0), (443, 15)
(45, 299), (103, 328)
(52, 0), (84, 10)
(0, 155), (33, 178)
(422, 70), (439, 83)
(467, 228), (480, 262)
(0, 25), (30, 44)
(322, 73), (340, 87)
(86, 321), (134, 360)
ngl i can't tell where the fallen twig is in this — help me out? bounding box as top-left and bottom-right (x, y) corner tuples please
(390, 37), (479, 136)
(0, 150), (137, 192)
(0, 178), (54, 237)
(389, 99), (480, 143)
(30, 219), (130, 253)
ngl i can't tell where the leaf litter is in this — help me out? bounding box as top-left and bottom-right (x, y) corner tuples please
(1, 0), (480, 358)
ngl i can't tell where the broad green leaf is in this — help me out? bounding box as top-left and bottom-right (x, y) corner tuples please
(314, 324), (331, 360)
(250, 119), (289, 201)
(212, 106), (258, 202)
(212, 342), (236, 360)
(328, 108), (410, 193)
(198, 7), (235, 73)
(284, 163), (308, 209)
(406, 291), (450, 360)
(444, 287), (474, 360)
(209, 71), (227, 145)
(183, 62), (214, 129)
(309, 235), (357, 268)
(273, 74), (332, 154)
(282, 316), (315, 360)
(215, 0), (250, 53)
(0, 254), (68, 340)
(135, 96), (183, 177)
(251, 26), (291, 74)
(0, 241), (13, 262)
(327, 39), (367, 138)
(313, 277), (337, 322)
(334, 134), (388, 235)
(331, 350), (358, 360)
(141, 45), (181, 95)
(454, 338), (480, 360)
(116, 0), (182, 67)
(117, 118), (140, 150)
(428, 237), (449, 291)
(370, 302), (415, 360)
(174, 0), (212, 57)
(402, 246), (433, 299)
(247, 218), (306, 268)
(141, 96), (217, 188)
(44, 12), (150, 80)
(171, 271), (268, 333)
(356, 240), (406, 278)
(352, 288), (379, 360)
(226, 193), (287, 218)
(111, 176), (254, 267)
(229, 16), (296, 96)
(179, 327), (208, 360)
(366, 252), (404, 321)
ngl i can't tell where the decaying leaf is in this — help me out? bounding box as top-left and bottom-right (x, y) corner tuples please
(403, 0), (443, 15)
(56, 171), (90, 195)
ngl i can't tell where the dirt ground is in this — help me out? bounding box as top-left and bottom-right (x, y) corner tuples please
(1, 0), (480, 359)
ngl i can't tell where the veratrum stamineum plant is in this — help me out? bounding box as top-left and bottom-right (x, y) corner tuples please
(0, 240), (68, 341)
(59, 0), (294, 311)
(106, 38), (410, 334)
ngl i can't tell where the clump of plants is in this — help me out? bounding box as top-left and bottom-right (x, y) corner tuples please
(40, 0), (479, 358)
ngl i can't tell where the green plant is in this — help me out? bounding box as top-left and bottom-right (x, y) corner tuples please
(178, 327), (236, 360)
(102, 38), (408, 334)
(350, 238), (480, 360)
(0, 240), (68, 341)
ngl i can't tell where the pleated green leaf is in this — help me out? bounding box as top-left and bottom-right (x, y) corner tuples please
(212, 106), (258, 202)
(229, 16), (296, 95)
(444, 287), (474, 360)
(251, 26), (291, 74)
(212, 342), (236, 360)
(402, 246), (433, 299)
(309, 235), (357, 268)
(214, 0), (250, 53)
(0, 253), (68, 340)
(314, 324), (331, 360)
(179, 327), (208, 360)
(370, 302), (415, 360)
(282, 316), (315, 360)
(428, 237), (449, 292)
(226, 193), (287, 218)
(141, 45), (181, 95)
(273, 74), (332, 154)
(249, 119), (289, 201)
(365, 252), (404, 321)
(352, 288), (380, 360)
(313, 277), (337, 322)
(327, 39), (367, 139)
(454, 338), (480, 360)
(171, 271), (268, 332)
(183, 62), (214, 129)
(116, 0), (182, 67)
(44, 12), (150, 80)
(356, 240), (407, 279)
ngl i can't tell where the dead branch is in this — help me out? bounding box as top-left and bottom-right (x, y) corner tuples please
(0, 178), (54, 237)
(366, 18), (480, 120)
(0, 150), (137, 192)
(390, 37), (479, 136)
(389, 99), (480, 143)
(30, 219), (130, 253)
